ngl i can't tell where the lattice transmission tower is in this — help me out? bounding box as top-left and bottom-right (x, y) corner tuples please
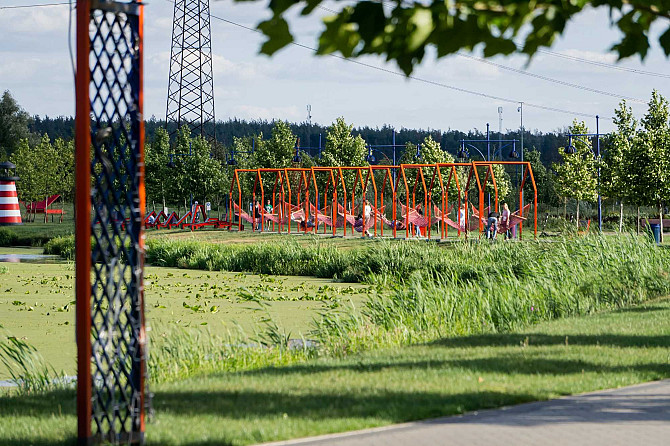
(166, 0), (216, 140)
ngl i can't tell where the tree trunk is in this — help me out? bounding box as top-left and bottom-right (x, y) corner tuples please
(564, 197), (567, 220)
(576, 201), (580, 230)
(637, 206), (640, 235)
(619, 201), (624, 233)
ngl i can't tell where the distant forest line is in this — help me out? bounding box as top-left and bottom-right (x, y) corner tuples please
(29, 115), (573, 166)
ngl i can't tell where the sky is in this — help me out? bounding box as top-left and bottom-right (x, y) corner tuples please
(0, 1), (669, 136)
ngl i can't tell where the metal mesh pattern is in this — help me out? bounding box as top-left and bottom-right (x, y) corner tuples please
(89, 4), (146, 443)
(166, 0), (215, 139)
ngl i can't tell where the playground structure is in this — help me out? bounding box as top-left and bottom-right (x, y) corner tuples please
(227, 162), (537, 239)
(144, 203), (231, 230)
(23, 194), (65, 223)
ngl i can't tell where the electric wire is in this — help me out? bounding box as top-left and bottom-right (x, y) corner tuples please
(455, 52), (646, 103)
(377, 0), (670, 79)
(0, 2), (69, 9)
(321, 2), (657, 99)
(207, 10), (610, 119)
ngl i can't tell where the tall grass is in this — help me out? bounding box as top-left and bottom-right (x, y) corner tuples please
(313, 235), (670, 354)
(0, 329), (67, 394)
(38, 233), (670, 382)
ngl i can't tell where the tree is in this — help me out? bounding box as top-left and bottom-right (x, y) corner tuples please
(163, 127), (228, 212)
(253, 121), (297, 168)
(0, 91), (33, 158)
(321, 117), (367, 167)
(632, 90), (670, 242)
(145, 127), (173, 209)
(242, 0), (670, 75)
(524, 149), (559, 207)
(553, 120), (598, 227)
(602, 101), (637, 232)
(52, 138), (75, 202)
(10, 134), (71, 216)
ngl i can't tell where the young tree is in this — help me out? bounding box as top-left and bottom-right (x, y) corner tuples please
(144, 127), (172, 209)
(321, 117), (366, 167)
(253, 121), (296, 168)
(524, 149), (558, 207)
(633, 90), (670, 242)
(11, 138), (41, 203)
(52, 138), (75, 202)
(602, 101), (637, 232)
(553, 120), (598, 228)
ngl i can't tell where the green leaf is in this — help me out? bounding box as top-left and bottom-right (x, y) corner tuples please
(659, 26), (670, 56)
(258, 17), (294, 55)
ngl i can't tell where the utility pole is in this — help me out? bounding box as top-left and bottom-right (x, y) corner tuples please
(166, 0), (216, 140)
(498, 107), (503, 161)
(307, 104), (312, 148)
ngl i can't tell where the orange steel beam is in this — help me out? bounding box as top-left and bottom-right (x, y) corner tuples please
(75, 0), (92, 440)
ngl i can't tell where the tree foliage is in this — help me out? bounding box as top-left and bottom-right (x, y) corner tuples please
(524, 149), (559, 206)
(553, 121), (598, 203)
(253, 121), (297, 169)
(237, 0), (670, 75)
(10, 134), (73, 203)
(553, 120), (598, 224)
(0, 91), (33, 158)
(631, 91), (670, 211)
(321, 117), (367, 167)
(602, 101), (636, 204)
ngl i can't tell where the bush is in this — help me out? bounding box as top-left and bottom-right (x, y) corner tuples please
(43, 236), (75, 260)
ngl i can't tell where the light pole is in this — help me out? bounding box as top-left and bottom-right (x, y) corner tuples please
(596, 115), (602, 233)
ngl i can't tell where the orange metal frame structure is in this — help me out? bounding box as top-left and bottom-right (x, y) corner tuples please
(229, 162), (537, 239)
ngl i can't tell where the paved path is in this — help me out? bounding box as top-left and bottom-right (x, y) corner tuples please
(260, 380), (670, 446)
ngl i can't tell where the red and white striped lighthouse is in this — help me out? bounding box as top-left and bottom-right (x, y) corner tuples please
(0, 161), (22, 225)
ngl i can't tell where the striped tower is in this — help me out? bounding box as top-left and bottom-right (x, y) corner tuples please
(0, 161), (22, 225)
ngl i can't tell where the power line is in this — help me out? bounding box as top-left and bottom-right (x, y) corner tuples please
(0, 2), (69, 9)
(456, 52), (647, 104)
(207, 10), (610, 119)
(531, 47), (670, 80)
(376, 0), (670, 80)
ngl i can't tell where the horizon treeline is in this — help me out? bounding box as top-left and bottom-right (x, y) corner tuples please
(29, 115), (567, 166)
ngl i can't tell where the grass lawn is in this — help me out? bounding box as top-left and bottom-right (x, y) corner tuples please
(1, 297), (669, 445)
(0, 261), (369, 378)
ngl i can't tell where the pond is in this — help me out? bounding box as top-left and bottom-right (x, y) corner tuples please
(0, 247), (62, 263)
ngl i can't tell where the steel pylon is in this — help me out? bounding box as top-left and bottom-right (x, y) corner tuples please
(166, 0), (215, 140)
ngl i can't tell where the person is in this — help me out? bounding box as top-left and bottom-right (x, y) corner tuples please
(299, 216), (315, 231)
(415, 203), (423, 237)
(147, 213), (156, 226)
(486, 210), (500, 240)
(254, 200), (262, 230)
(363, 199), (372, 237)
(265, 200), (273, 231)
(500, 203), (511, 239)
(459, 204), (466, 231)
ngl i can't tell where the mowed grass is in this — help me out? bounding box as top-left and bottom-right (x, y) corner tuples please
(1, 297), (669, 446)
(0, 261), (370, 378)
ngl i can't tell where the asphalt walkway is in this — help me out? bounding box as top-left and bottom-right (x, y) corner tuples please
(260, 379), (670, 446)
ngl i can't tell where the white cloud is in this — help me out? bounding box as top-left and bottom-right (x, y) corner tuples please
(0, 6), (69, 34)
(212, 54), (265, 80)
